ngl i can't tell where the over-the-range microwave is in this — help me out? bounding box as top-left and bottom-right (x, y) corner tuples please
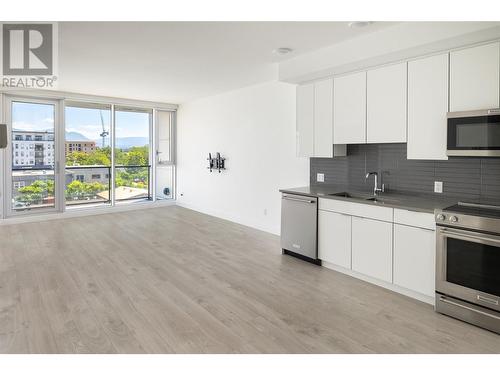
(447, 109), (500, 157)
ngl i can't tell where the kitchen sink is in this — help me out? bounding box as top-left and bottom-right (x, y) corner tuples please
(328, 192), (368, 199)
(329, 192), (354, 198)
(329, 192), (400, 204)
(365, 197), (400, 203)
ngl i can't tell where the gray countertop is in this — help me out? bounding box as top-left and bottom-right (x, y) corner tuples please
(279, 185), (462, 214)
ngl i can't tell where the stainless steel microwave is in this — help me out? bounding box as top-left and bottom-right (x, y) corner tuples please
(447, 109), (500, 157)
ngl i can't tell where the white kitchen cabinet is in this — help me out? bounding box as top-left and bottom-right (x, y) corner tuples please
(296, 83), (314, 157)
(318, 210), (351, 269)
(297, 80), (346, 158)
(367, 62), (407, 143)
(351, 216), (393, 283)
(333, 71), (367, 144)
(393, 224), (435, 297)
(314, 78), (334, 157)
(450, 42), (500, 112)
(407, 53), (449, 160)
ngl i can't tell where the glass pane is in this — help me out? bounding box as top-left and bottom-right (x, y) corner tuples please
(11, 101), (56, 211)
(114, 109), (151, 202)
(447, 238), (500, 296)
(456, 123), (500, 148)
(64, 105), (111, 207)
(157, 111), (171, 164)
(156, 165), (174, 200)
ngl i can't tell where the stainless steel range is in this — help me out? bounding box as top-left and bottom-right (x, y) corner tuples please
(435, 202), (500, 334)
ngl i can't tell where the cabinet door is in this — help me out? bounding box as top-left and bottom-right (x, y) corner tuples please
(314, 79), (333, 157)
(296, 83), (314, 157)
(352, 217), (393, 282)
(367, 62), (407, 143)
(393, 224), (435, 297)
(333, 71), (366, 144)
(318, 210), (351, 269)
(450, 42), (500, 112)
(407, 53), (449, 160)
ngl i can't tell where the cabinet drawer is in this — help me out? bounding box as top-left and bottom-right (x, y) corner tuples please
(393, 208), (435, 230)
(319, 198), (393, 222)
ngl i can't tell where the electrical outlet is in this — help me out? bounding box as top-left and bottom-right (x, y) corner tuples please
(434, 181), (443, 193)
(317, 173), (325, 183)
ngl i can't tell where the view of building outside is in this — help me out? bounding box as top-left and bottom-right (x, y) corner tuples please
(65, 106), (151, 206)
(64, 105), (112, 206)
(11, 102), (152, 210)
(114, 109), (151, 202)
(11, 101), (56, 210)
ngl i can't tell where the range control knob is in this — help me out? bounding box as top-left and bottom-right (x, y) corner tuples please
(436, 214), (446, 221)
(449, 215), (459, 223)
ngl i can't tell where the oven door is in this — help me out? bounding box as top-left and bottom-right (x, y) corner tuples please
(447, 110), (500, 156)
(436, 226), (500, 312)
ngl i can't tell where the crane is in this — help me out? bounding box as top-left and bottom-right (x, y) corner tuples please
(99, 109), (109, 148)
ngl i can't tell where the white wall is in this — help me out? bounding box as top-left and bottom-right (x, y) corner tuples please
(176, 81), (309, 235)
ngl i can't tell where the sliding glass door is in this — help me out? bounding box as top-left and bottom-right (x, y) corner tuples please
(5, 97), (62, 215)
(114, 107), (152, 203)
(64, 103), (112, 208)
(3, 96), (173, 217)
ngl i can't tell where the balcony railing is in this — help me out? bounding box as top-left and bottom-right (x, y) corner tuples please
(11, 165), (151, 209)
(66, 165), (152, 205)
(64, 165), (111, 206)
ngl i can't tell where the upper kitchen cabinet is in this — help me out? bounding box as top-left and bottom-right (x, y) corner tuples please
(450, 42), (500, 112)
(313, 78), (334, 157)
(296, 83), (314, 157)
(367, 62), (407, 143)
(333, 71), (367, 144)
(407, 53), (449, 160)
(297, 79), (346, 158)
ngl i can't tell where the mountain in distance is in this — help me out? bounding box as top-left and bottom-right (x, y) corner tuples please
(114, 137), (149, 149)
(65, 131), (89, 141)
(13, 129), (146, 149)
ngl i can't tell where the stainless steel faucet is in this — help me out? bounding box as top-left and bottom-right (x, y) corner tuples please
(365, 171), (384, 196)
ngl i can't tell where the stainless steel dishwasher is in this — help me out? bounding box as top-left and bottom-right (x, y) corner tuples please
(280, 193), (320, 264)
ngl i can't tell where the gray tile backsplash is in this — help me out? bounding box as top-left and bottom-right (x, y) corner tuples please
(310, 143), (500, 200)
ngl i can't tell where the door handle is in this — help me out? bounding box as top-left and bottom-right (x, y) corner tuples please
(282, 196), (315, 204)
(439, 228), (500, 245)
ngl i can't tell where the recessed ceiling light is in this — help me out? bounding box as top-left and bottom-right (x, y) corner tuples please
(273, 47), (293, 56)
(348, 21), (373, 28)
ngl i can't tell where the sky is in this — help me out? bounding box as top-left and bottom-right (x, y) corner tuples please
(12, 102), (151, 143)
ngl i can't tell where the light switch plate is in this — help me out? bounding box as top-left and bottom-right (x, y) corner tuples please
(317, 173), (325, 183)
(434, 181), (443, 193)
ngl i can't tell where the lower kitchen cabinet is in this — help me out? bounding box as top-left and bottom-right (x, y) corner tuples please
(393, 224), (435, 297)
(352, 216), (393, 283)
(318, 210), (351, 269)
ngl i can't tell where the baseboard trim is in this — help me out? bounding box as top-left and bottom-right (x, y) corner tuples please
(322, 260), (435, 305)
(175, 201), (279, 235)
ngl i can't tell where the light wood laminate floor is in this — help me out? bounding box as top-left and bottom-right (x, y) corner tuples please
(0, 206), (499, 353)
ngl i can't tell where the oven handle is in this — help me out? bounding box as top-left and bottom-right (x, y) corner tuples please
(439, 296), (500, 321)
(439, 227), (500, 246)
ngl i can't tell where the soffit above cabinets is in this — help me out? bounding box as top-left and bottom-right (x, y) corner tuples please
(281, 22), (500, 84)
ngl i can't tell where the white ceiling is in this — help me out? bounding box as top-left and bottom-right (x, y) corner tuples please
(58, 22), (396, 104)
